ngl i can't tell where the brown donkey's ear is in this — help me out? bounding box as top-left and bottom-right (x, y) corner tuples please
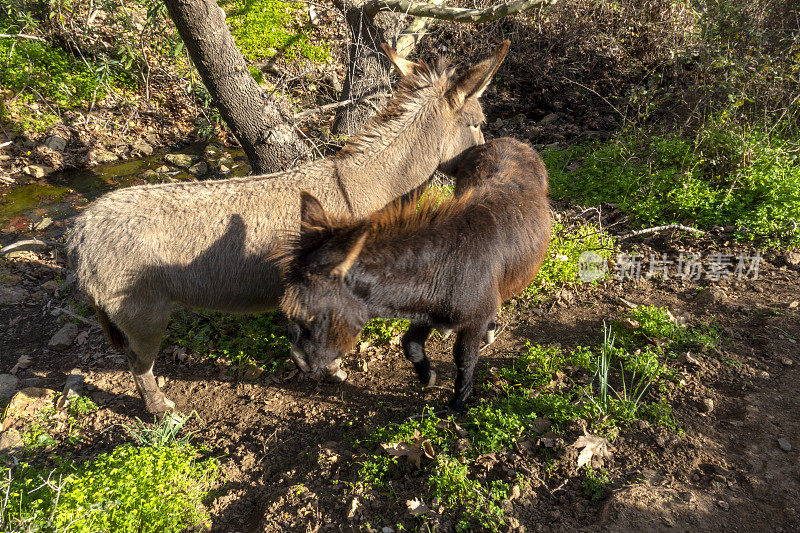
(300, 191), (329, 227)
(331, 231), (368, 279)
(381, 43), (419, 77)
(447, 40), (510, 108)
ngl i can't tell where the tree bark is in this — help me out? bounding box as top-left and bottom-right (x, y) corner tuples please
(332, 1), (401, 136)
(164, 0), (309, 174)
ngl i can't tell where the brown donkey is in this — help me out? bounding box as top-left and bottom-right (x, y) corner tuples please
(275, 137), (552, 412)
(67, 42), (510, 413)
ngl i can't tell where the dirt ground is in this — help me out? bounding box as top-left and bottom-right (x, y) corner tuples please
(1, 211), (798, 532)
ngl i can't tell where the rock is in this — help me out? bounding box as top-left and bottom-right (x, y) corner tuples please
(699, 398), (714, 413)
(539, 113), (559, 125)
(0, 430), (23, 453)
(154, 165), (172, 174)
(141, 170), (159, 180)
(242, 364), (263, 382)
(131, 140), (154, 157)
(44, 135), (68, 152)
(778, 438), (792, 452)
(789, 301), (799, 309)
(696, 286), (727, 306)
(33, 217), (53, 231)
(509, 484), (522, 500)
(62, 371), (84, 400)
(219, 164), (231, 174)
(91, 149), (119, 164)
(381, 528), (394, 533)
(23, 164), (53, 178)
(48, 323), (79, 351)
(0, 286), (28, 305)
(509, 113), (526, 125)
(188, 161), (208, 176)
(785, 252), (800, 266)
(0, 374), (20, 400)
(4, 388), (58, 430)
(759, 370), (771, 379)
(164, 153), (198, 168)
(717, 500), (730, 511)
(781, 357), (793, 366)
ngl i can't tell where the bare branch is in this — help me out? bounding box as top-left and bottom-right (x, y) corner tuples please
(620, 224), (706, 240)
(293, 93), (387, 120)
(365, 0), (556, 23)
(0, 33), (45, 41)
(395, 0), (446, 57)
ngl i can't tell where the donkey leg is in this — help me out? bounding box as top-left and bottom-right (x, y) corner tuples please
(118, 311), (174, 414)
(484, 312), (497, 345)
(401, 322), (436, 387)
(449, 325), (484, 413)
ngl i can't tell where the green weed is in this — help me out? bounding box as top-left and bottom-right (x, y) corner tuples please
(123, 412), (198, 448)
(543, 124), (800, 248)
(66, 396), (98, 418)
(0, 444), (218, 532)
(581, 466), (611, 501)
(360, 318), (409, 346)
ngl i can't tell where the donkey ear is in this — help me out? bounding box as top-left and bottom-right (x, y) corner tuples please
(381, 43), (419, 77)
(300, 191), (328, 226)
(331, 231), (368, 279)
(447, 40), (510, 108)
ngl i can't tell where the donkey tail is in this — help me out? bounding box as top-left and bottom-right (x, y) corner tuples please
(93, 304), (126, 352)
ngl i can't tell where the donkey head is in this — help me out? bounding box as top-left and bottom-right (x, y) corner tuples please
(277, 193), (371, 378)
(380, 40), (510, 176)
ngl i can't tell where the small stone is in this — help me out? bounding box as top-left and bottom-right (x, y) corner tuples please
(785, 252), (800, 266)
(381, 528), (394, 533)
(62, 372), (84, 400)
(188, 161), (208, 176)
(696, 286), (727, 306)
(23, 164), (53, 178)
(789, 301), (799, 309)
(781, 357), (793, 366)
(509, 484), (521, 500)
(492, 118), (504, 129)
(699, 398), (714, 413)
(48, 323), (79, 351)
(154, 165), (172, 174)
(91, 149), (119, 164)
(0, 374), (20, 400)
(33, 217), (53, 231)
(241, 364), (263, 382)
(0, 286), (28, 305)
(44, 135), (68, 152)
(131, 140), (154, 157)
(778, 438), (792, 452)
(157, 376), (166, 388)
(358, 341), (370, 353)
(219, 164), (231, 174)
(717, 500), (730, 510)
(759, 370), (771, 379)
(539, 113), (559, 125)
(164, 153), (198, 169)
(142, 170), (159, 180)
(0, 430), (23, 453)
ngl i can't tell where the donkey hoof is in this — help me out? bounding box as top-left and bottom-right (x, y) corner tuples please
(439, 328), (453, 340)
(145, 394), (175, 414)
(483, 328), (496, 345)
(326, 368), (348, 383)
(424, 370), (437, 388)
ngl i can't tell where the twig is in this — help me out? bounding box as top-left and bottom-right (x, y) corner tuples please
(0, 33), (45, 41)
(292, 99), (357, 120)
(620, 224), (706, 240)
(365, 0), (556, 23)
(52, 307), (100, 328)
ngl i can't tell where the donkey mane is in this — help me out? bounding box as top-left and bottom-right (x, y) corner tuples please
(337, 58), (455, 158)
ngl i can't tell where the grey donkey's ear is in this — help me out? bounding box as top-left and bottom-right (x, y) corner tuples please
(300, 191), (328, 227)
(381, 43), (419, 77)
(331, 231), (368, 279)
(447, 40), (510, 108)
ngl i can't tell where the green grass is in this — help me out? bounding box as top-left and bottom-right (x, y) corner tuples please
(1, 444), (218, 532)
(166, 309), (290, 373)
(525, 220), (617, 297)
(223, 0), (329, 62)
(352, 309), (701, 526)
(360, 318), (410, 346)
(543, 123), (800, 248)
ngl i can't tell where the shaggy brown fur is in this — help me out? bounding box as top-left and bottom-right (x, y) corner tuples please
(66, 42), (510, 413)
(277, 137), (552, 412)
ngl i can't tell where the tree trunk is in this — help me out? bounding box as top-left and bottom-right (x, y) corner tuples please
(164, 0), (309, 174)
(332, 1), (400, 136)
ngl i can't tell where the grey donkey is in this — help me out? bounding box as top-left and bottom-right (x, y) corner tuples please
(66, 41), (510, 413)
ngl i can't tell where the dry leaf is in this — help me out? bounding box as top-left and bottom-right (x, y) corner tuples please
(76, 330), (89, 345)
(572, 431), (613, 468)
(9, 354), (32, 375)
(381, 430), (435, 469)
(347, 497), (362, 520)
(406, 497), (431, 516)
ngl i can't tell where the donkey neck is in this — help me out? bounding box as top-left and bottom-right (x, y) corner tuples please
(337, 114), (441, 217)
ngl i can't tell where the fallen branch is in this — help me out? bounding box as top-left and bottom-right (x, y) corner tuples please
(0, 33), (45, 42)
(52, 307), (100, 328)
(395, 0), (446, 57)
(292, 94), (387, 121)
(620, 224), (706, 240)
(365, 0), (556, 23)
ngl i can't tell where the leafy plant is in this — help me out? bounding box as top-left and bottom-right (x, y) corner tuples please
(123, 411), (198, 447)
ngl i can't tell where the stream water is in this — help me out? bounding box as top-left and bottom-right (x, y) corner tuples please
(0, 143), (250, 243)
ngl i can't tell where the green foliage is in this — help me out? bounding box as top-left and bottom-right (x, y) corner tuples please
(1, 444), (218, 532)
(616, 305), (720, 352)
(581, 466), (611, 501)
(429, 455), (510, 531)
(166, 309), (289, 372)
(123, 412), (197, 447)
(66, 396), (99, 418)
(360, 318), (409, 346)
(526, 220), (617, 296)
(223, 0), (329, 62)
(544, 124), (800, 248)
